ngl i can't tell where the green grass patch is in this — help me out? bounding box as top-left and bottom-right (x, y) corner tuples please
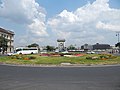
(0, 54), (120, 65)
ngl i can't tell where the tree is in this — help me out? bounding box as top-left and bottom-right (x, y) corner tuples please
(0, 36), (8, 54)
(115, 42), (120, 48)
(46, 45), (55, 51)
(67, 45), (76, 50)
(115, 42), (120, 53)
(28, 43), (39, 47)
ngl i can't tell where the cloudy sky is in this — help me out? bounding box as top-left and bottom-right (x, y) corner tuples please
(0, 0), (120, 47)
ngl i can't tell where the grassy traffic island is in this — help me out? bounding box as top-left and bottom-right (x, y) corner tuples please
(0, 53), (120, 66)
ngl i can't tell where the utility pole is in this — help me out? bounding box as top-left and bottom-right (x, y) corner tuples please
(116, 32), (120, 43)
(116, 32), (120, 54)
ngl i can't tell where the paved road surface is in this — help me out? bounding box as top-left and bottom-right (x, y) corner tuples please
(0, 65), (120, 90)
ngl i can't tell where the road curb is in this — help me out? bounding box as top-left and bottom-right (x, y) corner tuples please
(0, 63), (120, 68)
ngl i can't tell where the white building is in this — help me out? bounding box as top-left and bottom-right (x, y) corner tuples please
(57, 39), (66, 52)
(0, 27), (14, 53)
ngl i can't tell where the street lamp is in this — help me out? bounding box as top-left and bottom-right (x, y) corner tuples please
(116, 32), (120, 54)
(116, 32), (120, 43)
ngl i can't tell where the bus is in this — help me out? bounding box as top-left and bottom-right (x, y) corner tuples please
(15, 47), (39, 54)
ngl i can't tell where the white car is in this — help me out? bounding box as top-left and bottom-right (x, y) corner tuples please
(61, 51), (69, 53)
(7, 52), (17, 56)
(87, 51), (95, 54)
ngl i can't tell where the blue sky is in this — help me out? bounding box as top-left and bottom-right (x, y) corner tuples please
(0, 0), (120, 47)
(37, 0), (94, 18)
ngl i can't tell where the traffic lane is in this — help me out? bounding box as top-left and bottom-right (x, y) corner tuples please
(0, 65), (120, 90)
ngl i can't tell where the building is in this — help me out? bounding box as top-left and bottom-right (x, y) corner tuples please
(93, 43), (111, 50)
(57, 39), (66, 52)
(81, 44), (93, 51)
(0, 27), (14, 53)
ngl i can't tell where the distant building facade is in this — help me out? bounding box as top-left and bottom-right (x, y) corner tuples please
(81, 43), (111, 52)
(81, 44), (93, 51)
(0, 27), (14, 53)
(93, 43), (111, 50)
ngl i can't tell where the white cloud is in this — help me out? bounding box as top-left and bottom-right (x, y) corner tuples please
(96, 21), (120, 31)
(0, 0), (120, 46)
(0, 0), (48, 39)
(48, 0), (120, 45)
(58, 10), (77, 23)
(28, 19), (48, 36)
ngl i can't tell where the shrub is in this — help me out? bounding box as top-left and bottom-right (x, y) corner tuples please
(24, 57), (30, 60)
(10, 55), (36, 60)
(59, 53), (64, 56)
(28, 56), (36, 59)
(86, 54), (117, 60)
(99, 54), (117, 60)
(86, 56), (92, 60)
(10, 55), (24, 59)
(100, 55), (109, 59)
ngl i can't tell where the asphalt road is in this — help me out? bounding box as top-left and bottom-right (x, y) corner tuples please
(0, 65), (120, 90)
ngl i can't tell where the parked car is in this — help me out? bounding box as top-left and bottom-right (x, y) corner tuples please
(61, 51), (69, 53)
(7, 52), (17, 56)
(86, 51), (95, 54)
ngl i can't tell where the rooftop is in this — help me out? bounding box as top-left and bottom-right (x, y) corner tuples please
(57, 39), (65, 42)
(0, 27), (14, 35)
